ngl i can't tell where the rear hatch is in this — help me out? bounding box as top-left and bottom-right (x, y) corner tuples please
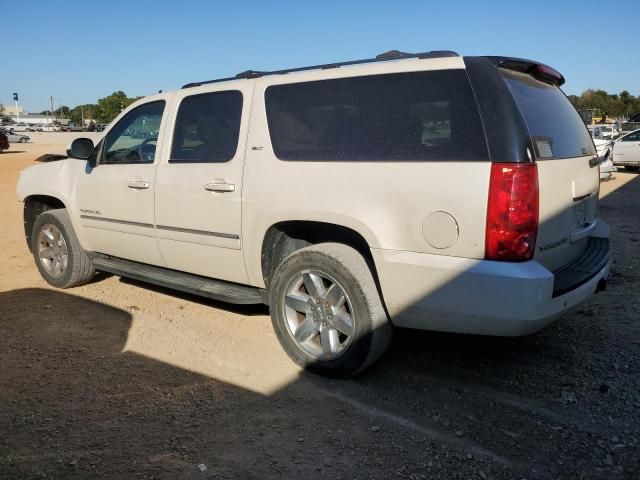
(500, 69), (599, 272)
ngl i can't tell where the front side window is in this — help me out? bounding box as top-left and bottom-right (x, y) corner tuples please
(620, 132), (640, 142)
(170, 91), (243, 163)
(265, 70), (488, 162)
(102, 101), (165, 164)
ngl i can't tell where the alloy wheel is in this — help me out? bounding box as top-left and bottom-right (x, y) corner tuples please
(282, 269), (355, 360)
(37, 224), (68, 278)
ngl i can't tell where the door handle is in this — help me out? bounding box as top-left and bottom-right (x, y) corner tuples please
(127, 179), (150, 189)
(204, 182), (235, 193)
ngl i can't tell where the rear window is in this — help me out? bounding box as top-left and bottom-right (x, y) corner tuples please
(265, 70), (488, 161)
(500, 70), (595, 159)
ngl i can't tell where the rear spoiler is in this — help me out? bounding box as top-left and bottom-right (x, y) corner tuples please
(487, 56), (565, 87)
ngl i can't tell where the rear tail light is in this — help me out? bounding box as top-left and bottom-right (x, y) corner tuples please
(485, 163), (539, 261)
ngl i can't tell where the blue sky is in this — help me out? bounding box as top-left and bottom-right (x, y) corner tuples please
(3, 0), (639, 113)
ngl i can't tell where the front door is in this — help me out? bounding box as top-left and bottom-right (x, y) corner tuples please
(75, 99), (168, 266)
(154, 86), (251, 284)
(613, 130), (640, 166)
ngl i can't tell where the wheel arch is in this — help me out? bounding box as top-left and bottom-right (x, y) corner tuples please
(23, 195), (67, 252)
(260, 220), (378, 289)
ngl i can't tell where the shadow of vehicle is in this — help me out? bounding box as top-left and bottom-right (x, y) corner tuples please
(1, 288), (386, 478)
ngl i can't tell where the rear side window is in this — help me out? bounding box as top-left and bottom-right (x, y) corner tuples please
(170, 91), (242, 163)
(265, 70), (488, 161)
(500, 70), (595, 159)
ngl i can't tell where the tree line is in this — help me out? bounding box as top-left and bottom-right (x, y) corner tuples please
(39, 91), (142, 125)
(567, 90), (640, 120)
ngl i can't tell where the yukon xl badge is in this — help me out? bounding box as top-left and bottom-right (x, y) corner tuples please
(80, 209), (102, 215)
(538, 237), (568, 252)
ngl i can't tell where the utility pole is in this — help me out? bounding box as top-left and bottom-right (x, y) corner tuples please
(49, 96), (54, 125)
(81, 105), (84, 126)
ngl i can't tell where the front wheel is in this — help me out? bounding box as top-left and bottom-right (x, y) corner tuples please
(31, 209), (95, 288)
(269, 243), (392, 378)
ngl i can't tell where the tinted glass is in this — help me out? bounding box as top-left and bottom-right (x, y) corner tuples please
(265, 70), (488, 161)
(501, 70), (595, 159)
(621, 131), (640, 142)
(103, 101), (165, 164)
(171, 91), (243, 163)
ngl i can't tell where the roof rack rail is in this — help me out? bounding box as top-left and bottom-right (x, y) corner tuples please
(182, 49), (459, 89)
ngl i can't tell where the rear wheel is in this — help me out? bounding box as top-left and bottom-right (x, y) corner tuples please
(31, 209), (95, 288)
(269, 243), (392, 378)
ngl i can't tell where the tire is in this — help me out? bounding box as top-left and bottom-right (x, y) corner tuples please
(31, 209), (95, 288)
(269, 243), (392, 378)
(20, 138), (27, 143)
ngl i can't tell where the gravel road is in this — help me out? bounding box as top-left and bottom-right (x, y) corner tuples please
(1, 138), (638, 479)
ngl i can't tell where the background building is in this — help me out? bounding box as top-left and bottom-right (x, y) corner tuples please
(2, 105), (24, 116)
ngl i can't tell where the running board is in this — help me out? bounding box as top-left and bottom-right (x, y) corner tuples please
(90, 255), (266, 305)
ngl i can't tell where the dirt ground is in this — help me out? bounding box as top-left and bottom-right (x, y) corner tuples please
(1, 137), (639, 479)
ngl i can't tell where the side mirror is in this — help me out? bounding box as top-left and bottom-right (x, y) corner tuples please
(67, 138), (95, 160)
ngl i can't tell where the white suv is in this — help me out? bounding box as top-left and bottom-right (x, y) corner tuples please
(17, 50), (610, 377)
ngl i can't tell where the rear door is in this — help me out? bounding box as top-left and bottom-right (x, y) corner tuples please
(154, 84), (252, 284)
(500, 70), (599, 271)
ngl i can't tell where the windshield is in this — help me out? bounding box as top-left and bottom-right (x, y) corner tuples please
(501, 69), (595, 159)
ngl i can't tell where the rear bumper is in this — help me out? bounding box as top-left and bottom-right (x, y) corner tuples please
(372, 223), (610, 336)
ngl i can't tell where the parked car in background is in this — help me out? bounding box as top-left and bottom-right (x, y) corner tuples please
(612, 129), (640, 171)
(40, 125), (56, 132)
(0, 127), (30, 143)
(59, 123), (85, 132)
(0, 130), (8, 153)
(26, 124), (43, 132)
(9, 123), (29, 132)
(593, 138), (616, 180)
(621, 112), (640, 132)
(588, 124), (620, 140)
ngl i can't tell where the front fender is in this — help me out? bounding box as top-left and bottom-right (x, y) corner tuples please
(17, 160), (88, 249)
